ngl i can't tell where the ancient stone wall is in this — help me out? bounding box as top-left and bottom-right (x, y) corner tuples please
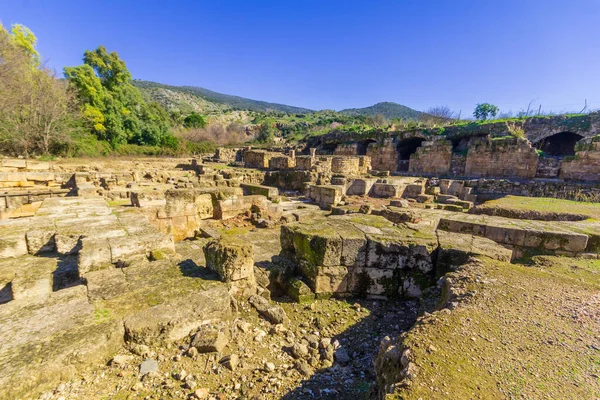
(214, 148), (242, 163)
(408, 139), (452, 176)
(268, 156), (295, 170)
(333, 143), (358, 156)
(244, 150), (272, 169)
(367, 139), (398, 172)
(535, 157), (561, 178)
(462, 178), (600, 202)
(465, 136), (538, 179)
(560, 139), (600, 181)
(294, 156), (314, 171)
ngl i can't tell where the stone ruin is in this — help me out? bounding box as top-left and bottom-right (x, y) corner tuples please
(1, 114), (600, 399)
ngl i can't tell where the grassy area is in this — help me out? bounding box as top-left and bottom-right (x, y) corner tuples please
(393, 256), (600, 399)
(480, 195), (600, 219)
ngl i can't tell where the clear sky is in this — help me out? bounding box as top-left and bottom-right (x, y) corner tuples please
(2, 0), (599, 114)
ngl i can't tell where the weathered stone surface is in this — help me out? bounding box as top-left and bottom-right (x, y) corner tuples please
(25, 229), (56, 255)
(124, 284), (231, 346)
(191, 325), (228, 353)
(287, 277), (315, 304)
(248, 295), (287, 324)
(204, 237), (254, 282)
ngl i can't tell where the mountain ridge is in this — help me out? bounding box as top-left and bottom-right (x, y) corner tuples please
(134, 80), (422, 120)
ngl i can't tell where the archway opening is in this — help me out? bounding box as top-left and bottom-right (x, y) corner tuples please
(534, 132), (584, 157)
(397, 138), (425, 171)
(357, 139), (377, 156)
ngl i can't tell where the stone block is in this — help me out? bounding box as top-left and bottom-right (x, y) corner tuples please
(337, 222), (367, 267)
(311, 265), (349, 295)
(124, 285), (232, 346)
(78, 237), (112, 274)
(86, 267), (129, 301)
(291, 222), (342, 268)
(287, 277), (315, 304)
(204, 237), (254, 282)
(240, 183), (279, 200)
(25, 229), (56, 255)
(2, 159), (26, 169)
(191, 325), (229, 353)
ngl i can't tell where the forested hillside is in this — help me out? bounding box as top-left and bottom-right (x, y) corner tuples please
(0, 22), (431, 158)
(340, 101), (422, 120)
(134, 80), (314, 114)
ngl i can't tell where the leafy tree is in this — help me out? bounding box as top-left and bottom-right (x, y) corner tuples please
(64, 46), (171, 147)
(473, 103), (499, 121)
(0, 23), (75, 156)
(257, 121), (277, 143)
(183, 112), (206, 128)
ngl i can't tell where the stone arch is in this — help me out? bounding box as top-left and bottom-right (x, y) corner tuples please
(396, 137), (425, 171)
(357, 139), (377, 156)
(533, 131), (584, 157)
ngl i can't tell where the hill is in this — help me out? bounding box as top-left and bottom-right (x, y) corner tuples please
(339, 101), (422, 120)
(134, 80), (314, 114)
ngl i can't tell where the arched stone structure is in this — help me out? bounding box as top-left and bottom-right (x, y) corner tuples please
(532, 131), (584, 157)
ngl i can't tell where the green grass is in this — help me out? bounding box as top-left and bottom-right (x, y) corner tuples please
(392, 256), (600, 400)
(480, 195), (600, 219)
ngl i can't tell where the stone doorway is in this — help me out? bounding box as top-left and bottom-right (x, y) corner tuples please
(396, 138), (425, 171)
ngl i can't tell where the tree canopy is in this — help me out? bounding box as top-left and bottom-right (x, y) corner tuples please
(0, 23), (73, 156)
(64, 46), (170, 147)
(473, 103), (499, 121)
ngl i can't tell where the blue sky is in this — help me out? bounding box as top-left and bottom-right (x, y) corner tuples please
(3, 0), (599, 114)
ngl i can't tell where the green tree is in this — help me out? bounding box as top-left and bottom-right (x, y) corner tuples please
(64, 46), (171, 147)
(0, 23), (75, 156)
(183, 112), (206, 128)
(257, 121), (276, 143)
(473, 103), (499, 121)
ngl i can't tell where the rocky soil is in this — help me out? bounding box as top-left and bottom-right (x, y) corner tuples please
(37, 296), (419, 400)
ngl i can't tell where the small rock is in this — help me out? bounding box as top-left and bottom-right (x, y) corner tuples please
(191, 325), (228, 353)
(187, 347), (199, 358)
(334, 347), (350, 363)
(291, 343), (309, 359)
(130, 344), (152, 358)
(264, 362), (276, 372)
(139, 359), (158, 376)
(193, 388), (210, 399)
(220, 354), (239, 371)
(294, 360), (312, 377)
(111, 354), (134, 366)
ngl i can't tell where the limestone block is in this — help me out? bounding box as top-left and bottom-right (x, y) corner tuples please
(191, 325), (228, 353)
(26, 161), (50, 170)
(436, 231), (513, 266)
(2, 159), (26, 169)
(337, 222), (367, 267)
(312, 265), (349, 295)
(287, 277), (315, 304)
(416, 194), (434, 203)
(484, 226), (525, 247)
(204, 237), (254, 282)
(240, 183), (279, 200)
(11, 257), (56, 301)
(86, 267), (129, 301)
(25, 229), (56, 254)
(291, 222), (342, 268)
(0, 236), (28, 258)
(55, 233), (82, 255)
(124, 285), (232, 346)
(78, 237), (112, 274)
